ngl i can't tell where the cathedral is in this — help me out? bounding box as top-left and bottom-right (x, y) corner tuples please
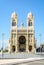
(9, 12), (36, 53)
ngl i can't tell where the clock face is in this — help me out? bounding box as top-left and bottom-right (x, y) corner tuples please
(12, 22), (16, 26)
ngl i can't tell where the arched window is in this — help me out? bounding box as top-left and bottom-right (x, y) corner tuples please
(19, 36), (26, 44)
(12, 22), (16, 26)
(28, 22), (32, 26)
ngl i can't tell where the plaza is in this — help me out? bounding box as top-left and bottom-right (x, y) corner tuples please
(0, 53), (44, 65)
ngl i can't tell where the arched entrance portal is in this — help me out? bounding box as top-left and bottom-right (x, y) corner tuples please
(19, 36), (26, 52)
(29, 45), (32, 52)
(12, 46), (15, 52)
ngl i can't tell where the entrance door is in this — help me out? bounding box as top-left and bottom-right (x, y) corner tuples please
(19, 44), (26, 52)
(12, 46), (15, 52)
(19, 36), (26, 52)
(29, 45), (32, 52)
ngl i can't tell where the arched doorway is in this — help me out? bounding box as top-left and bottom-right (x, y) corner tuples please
(12, 46), (15, 52)
(29, 45), (32, 52)
(19, 36), (26, 52)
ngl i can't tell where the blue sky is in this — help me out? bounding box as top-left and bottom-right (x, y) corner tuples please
(0, 0), (44, 49)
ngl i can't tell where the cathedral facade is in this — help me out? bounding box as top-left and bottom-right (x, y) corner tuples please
(9, 12), (35, 53)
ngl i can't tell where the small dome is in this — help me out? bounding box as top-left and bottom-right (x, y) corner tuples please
(11, 12), (17, 19)
(29, 12), (32, 15)
(27, 12), (33, 18)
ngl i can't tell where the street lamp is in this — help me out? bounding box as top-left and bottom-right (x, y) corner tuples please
(1, 33), (4, 57)
(39, 34), (42, 52)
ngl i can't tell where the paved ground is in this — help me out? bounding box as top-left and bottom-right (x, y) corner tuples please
(0, 52), (44, 65)
(0, 52), (44, 59)
(17, 59), (44, 65)
(2, 59), (44, 65)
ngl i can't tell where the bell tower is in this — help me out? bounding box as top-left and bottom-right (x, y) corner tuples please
(27, 12), (35, 53)
(10, 12), (18, 53)
(27, 12), (34, 28)
(11, 12), (18, 29)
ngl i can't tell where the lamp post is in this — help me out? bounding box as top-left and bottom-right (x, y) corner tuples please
(39, 34), (42, 52)
(1, 33), (4, 58)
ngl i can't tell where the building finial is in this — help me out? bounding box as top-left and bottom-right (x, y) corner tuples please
(22, 22), (24, 27)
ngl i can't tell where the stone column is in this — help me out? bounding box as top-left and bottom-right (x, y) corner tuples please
(13, 34), (14, 45)
(26, 27), (29, 53)
(9, 43), (12, 53)
(26, 37), (29, 52)
(15, 28), (18, 53)
(13, 34), (15, 46)
(9, 37), (12, 53)
(10, 34), (14, 53)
